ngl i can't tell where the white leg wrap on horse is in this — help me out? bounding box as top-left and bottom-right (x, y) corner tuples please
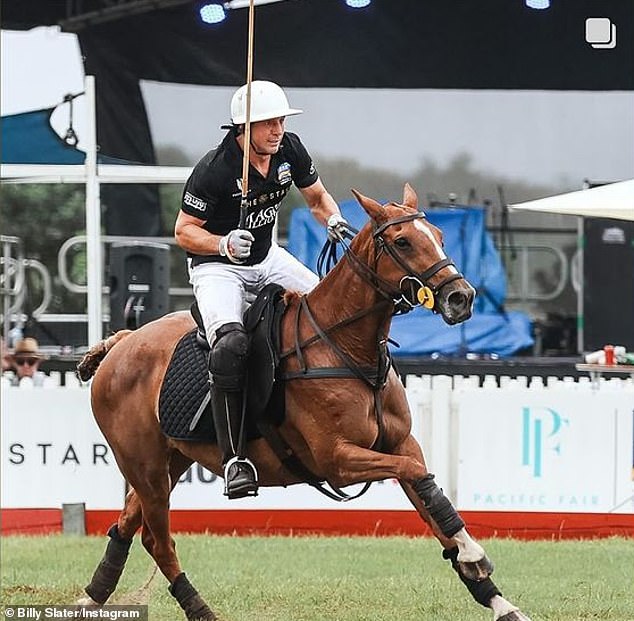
(453, 528), (486, 562)
(75, 596), (100, 607)
(490, 595), (518, 619)
(490, 595), (534, 620)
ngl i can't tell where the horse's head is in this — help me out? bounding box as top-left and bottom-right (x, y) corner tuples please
(351, 183), (475, 325)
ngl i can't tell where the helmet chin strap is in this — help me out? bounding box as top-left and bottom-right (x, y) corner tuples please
(249, 138), (270, 157)
(235, 130), (269, 158)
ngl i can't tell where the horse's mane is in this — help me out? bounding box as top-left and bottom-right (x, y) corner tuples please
(282, 290), (301, 307)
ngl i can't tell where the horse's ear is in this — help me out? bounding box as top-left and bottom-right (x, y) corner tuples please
(402, 183), (418, 210)
(351, 188), (386, 223)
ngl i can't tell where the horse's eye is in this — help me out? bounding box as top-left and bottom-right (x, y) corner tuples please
(394, 238), (410, 249)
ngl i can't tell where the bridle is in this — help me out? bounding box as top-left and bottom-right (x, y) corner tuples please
(320, 209), (465, 315)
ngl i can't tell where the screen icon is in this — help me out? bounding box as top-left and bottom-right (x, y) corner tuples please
(585, 17), (616, 49)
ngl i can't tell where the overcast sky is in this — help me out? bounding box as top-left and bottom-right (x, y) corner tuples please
(3, 26), (633, 191)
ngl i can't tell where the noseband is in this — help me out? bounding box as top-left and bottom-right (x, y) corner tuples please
(325, 211), (465, 315)
(373, 212), (465, 313)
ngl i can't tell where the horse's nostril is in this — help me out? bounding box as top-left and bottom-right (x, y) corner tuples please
(447, 290), (469, 312)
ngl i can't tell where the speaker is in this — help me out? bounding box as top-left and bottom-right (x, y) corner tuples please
(108, 242), (170, 331)
(583, 218), (634, 351)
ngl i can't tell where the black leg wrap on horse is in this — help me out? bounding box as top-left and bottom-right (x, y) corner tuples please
(412, 474), (465, 538)
(443, 547), (502, 607)
(84, 524), (133, 604)
(169, 572), (217, 621)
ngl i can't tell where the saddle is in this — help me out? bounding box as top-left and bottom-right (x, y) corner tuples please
(158, 284), (286, 443)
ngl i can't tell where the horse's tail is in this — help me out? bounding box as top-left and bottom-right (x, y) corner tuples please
(77, 330), (133, 382)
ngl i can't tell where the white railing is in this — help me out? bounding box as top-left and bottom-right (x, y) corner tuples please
(2, 374), (632, 514)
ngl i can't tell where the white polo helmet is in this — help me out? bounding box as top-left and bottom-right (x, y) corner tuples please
(230, 81), (302, 125)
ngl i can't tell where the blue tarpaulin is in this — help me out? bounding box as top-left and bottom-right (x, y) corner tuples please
(1, 108), (129, 165)
(287, 199), (533, 357)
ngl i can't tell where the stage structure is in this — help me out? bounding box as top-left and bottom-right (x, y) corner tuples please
(511, 182), (634, 351)
(3, 0), (634, 350)
(3, 0), (633, 181)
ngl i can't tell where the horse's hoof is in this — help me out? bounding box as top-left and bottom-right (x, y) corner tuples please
(497, 611), (532, 621)
(458, 554), (494, 581)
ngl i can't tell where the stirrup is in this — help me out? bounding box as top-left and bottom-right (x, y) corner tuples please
(223, 456), (258, 500)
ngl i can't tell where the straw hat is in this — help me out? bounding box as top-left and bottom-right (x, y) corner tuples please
(12, 337), (44, 359)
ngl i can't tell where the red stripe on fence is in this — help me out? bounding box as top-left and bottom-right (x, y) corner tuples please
(3, 508), (633, 539)
(0, 508), (62, 535)
(84, 509), (634, 540)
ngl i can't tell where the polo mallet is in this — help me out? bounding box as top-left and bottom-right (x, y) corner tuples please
(238, 0), (256, 229)
(236, 0), (256, 486)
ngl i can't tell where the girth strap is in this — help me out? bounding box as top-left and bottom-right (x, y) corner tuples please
(283, 367), (381, 380)
(256, 419), (372, 503)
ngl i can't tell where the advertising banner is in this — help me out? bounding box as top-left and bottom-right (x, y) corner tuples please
(455, 387), (634, 513)
(3, 382), (632, 517)
(1, 387), (125, 509)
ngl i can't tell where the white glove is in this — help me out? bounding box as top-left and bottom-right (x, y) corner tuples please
(327, 213), (349, 241)
(219, 229), (254, 263)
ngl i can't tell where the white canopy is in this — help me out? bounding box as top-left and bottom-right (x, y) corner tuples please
(510, 179), (634, 221)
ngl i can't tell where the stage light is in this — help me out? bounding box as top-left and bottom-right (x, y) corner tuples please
(200, 3), (226, 23)
(345, 0), (371, 8)
(525, 0), (550, 9)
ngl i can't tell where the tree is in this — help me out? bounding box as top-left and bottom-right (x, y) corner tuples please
(1, 183), (87, 315)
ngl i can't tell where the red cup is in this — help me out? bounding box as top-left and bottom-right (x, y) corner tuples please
(604, 344), (615, 365)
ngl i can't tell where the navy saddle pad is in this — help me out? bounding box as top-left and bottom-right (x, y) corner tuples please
(158, 328), (214, 442)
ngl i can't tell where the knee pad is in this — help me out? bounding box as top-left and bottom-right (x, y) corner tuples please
(208, 323), (249, 391)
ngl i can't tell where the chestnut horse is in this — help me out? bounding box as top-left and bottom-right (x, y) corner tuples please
(77, 185), (531, 621)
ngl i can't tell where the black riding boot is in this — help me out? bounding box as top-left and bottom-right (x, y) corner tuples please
(210, 384), (258, 499)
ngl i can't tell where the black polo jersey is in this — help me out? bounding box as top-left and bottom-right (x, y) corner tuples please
(181, 130), (319, 266)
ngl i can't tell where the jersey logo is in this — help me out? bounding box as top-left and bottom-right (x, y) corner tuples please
(277, 162), (292, 185)
(184, 192), (207, 212)
(245, 203), (281, 229)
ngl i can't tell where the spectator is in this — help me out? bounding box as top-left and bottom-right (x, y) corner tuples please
(6, 337), (47, 387)
(1, 337), (13, 373)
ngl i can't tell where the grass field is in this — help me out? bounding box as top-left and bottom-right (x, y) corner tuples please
(1, 535), (633, 621)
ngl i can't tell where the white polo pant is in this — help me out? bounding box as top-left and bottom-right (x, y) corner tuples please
(188, 241), (319, 344)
